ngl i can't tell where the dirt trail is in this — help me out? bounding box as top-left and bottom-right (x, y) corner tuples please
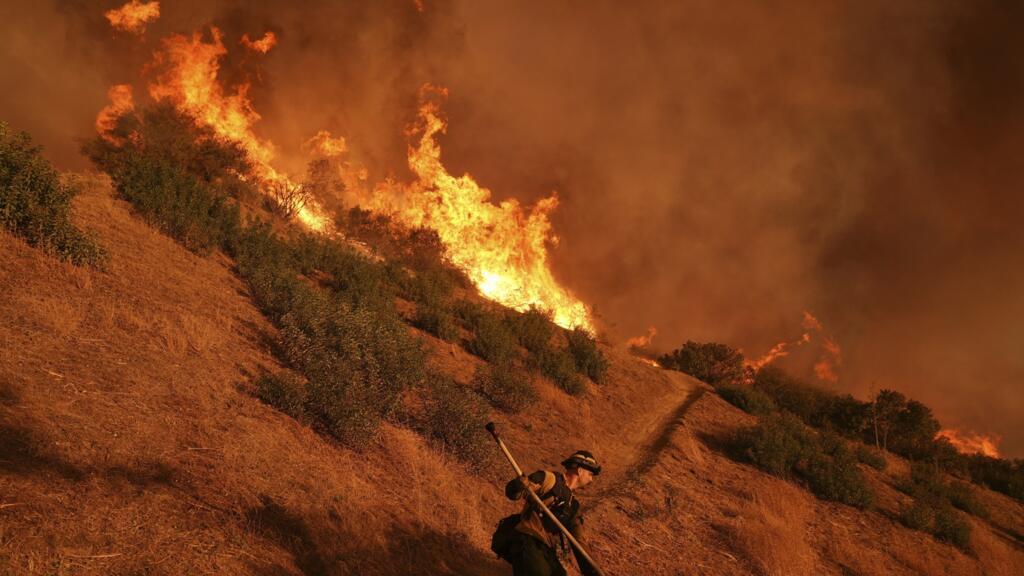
(588, 371), (707, 503)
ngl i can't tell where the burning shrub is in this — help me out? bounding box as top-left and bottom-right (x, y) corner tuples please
(266, 179), (311, 221)
(717, 384), (777, 416)
(659, 341), (745, 386)
(737, 414), (874, 509)
(0, 123), (107, 266)
(566, 328), (609, 384)
(475, 361), (537, 414)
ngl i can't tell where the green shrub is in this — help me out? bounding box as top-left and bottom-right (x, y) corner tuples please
(717, 384), (776, 415)
(280, 298), (426, 448)
(417, 376), (494, 469)
(255, 371), (307, 420)
(659, 341), (745, 386)
(802, 442), (874, 508)
(536, 347), (585, 395)
(901, 499), (935, 531)
(508, 307), (555, 354)
(855, 445), (887, 471)
(740, 412), (816, 477)
(402, 266), (456, 309)
(964, 454), (1024, 502)
(465, 308), (517, 363)
(946, 481), (988, 519)
(566, 328), (609, 383)
(0, 123), (107, 266)
(239, 230), (426, 449)
(933, 505), (972, 549)
(83, 104), (246, 254)
(898, 464), (975, 550)
(452, 299), (487, 329)
(475, 361), (537, 413)
(413, 305), (460, 342)
(738, 414), (874, 508)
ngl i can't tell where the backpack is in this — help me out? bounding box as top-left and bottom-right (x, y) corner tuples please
(490, 513), (522, 561)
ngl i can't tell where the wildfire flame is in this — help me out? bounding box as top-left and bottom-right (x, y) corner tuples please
(745, 311), (842, 381)
(360, 86), (593, 331)
(241, 31), (278, 54)
(146, 27), (330, 231)
(626, 326), (657, 349)
(105, 0), (160, 35)
(99, 14), (592, 330)
(95, 84), (134, 143)
(936, 429), (1001, 458)
(304, 130), (348, 157)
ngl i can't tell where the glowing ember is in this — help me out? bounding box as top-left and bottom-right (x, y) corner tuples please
(241, 31), (278, 54)
(936, 429), (1001, 458)
(105, 0), (160, 35)
(95, 84), (134, 143)
(146, 27), (329, 231)
(361, 85), (593, 331)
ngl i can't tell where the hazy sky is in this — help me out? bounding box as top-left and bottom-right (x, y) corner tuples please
(1, 0), (1021, 455)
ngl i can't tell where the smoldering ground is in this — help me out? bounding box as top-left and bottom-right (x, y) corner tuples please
(1, 0), (1021, 454)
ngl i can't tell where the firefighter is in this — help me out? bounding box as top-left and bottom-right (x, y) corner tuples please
(503, 450), (602, 576)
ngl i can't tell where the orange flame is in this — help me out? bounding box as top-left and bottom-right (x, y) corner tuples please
(241, 31), (278, 54)
(146, 27), (329, 231)
(304, 130), (348, 157)
(360, 86), (593, 331)
(814, 335), (842, 382)
(626, 326), (657, 349)
(745, 311), (842, 380)
(95, 84), (134, 143)
(745, 340), (793, 372)
(936, 429), (1001, 458)
(105, 0), (160, 35)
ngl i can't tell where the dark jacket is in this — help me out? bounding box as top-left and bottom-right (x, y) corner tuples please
(505, 470), (598, 576)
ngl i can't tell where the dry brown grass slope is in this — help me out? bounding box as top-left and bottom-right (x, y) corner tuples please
(2, 175), (1022, 575)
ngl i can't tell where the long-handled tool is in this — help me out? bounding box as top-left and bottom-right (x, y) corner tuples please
(485, 422), (607, 576)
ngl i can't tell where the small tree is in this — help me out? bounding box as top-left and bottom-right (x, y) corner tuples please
(268, 180), (311, 221)
(659, 341), (745, 386)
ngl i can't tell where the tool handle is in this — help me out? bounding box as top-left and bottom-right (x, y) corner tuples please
(485, 422), (607, 576)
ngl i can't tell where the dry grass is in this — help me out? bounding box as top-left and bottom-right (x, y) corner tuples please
(1, 175), (1022, 575)
(719, 483), (817, 576)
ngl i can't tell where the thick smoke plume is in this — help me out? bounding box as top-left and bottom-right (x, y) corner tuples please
(1, 0), (1021, 455)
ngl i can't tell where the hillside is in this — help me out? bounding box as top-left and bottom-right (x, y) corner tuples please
(2, 175), (1023, 575)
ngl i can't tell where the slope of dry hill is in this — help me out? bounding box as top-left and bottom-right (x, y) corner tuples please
(2, 176), (1022, 575)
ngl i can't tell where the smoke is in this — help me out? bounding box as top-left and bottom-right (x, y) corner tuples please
(1, 0), (1021, 455)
